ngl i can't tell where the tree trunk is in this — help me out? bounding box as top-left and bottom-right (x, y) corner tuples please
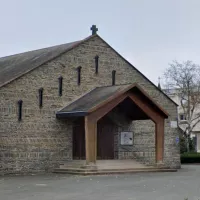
(186, 135), (190, 152)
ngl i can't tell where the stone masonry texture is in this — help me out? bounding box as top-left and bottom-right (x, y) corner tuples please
(0, 35), (180, 175)
(107, 107), (156, 165)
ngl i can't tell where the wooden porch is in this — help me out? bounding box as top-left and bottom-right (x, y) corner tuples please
(56, 83), (170, 174)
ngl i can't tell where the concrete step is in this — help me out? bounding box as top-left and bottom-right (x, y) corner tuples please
(60, 160), (147, 169)
(55, 167), (154, 172)
(56, 160), (173, 175)
(53, 168), (177, 175)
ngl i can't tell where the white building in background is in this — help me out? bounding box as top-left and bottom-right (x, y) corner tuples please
(164, 88), (200, 152)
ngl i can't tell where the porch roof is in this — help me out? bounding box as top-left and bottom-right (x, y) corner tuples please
(56, 83), (169, 118)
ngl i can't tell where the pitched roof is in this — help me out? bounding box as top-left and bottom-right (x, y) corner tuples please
(57, 84), (131, 116)
(0, 34), (177, 106)
(0, 39), (85, 88)
(56, 83), (169, 118)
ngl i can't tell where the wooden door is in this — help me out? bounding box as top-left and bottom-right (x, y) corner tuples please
(97, 117), (115, 159)
(73, 118), (85, 159)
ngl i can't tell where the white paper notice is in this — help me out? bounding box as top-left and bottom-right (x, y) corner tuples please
(121, 132), (133, 145)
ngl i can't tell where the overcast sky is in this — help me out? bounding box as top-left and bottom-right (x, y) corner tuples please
(0, 0), (199, 85)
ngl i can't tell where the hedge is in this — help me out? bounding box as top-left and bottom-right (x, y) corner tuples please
(181, 153), (200, 163)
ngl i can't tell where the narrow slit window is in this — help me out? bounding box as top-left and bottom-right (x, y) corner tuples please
(112, 70), (116, 85)
(95, 55), (99, 74)
(58, 76), (63, 96)
(39, 88), (43, 108)
(18, 100), (23, 121)
(77, 66), (82, 85)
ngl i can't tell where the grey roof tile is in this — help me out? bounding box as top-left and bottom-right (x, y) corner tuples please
(0, 40), (81, 87)
(57, 84), (132, 114)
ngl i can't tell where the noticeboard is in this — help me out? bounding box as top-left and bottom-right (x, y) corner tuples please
(120, 132), (133, 145)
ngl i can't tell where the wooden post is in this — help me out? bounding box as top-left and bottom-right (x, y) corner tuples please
(156, 118), (164, 164)
(85, 115), (97, 165)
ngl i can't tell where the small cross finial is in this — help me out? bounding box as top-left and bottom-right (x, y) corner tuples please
(90, 25), (98, 35)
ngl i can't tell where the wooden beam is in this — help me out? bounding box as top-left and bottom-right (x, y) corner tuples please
(128, 92), (161, 123)
(84, 115), (97, 165)
(88, 83), (169, 118)
(90, 93), (128, 121)
(88, 84), (135, 113)
(84, 93), (128, 164)
(156, 119), (164, 163)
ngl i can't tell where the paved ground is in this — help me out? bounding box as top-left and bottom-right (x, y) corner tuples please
(1, 165), (200, 200)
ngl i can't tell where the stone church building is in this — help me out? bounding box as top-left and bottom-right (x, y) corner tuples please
(0, 26), (180, 175)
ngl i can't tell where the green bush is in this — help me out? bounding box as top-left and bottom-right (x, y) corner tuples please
(180, 136), (187, 154)
(180, 134), (196, 154)
(181, 152), (200, 163)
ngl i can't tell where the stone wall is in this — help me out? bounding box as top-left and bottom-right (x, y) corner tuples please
(109, 107), (180, 168)
(108, 107), (156, 165)
(130, 120), (155, 165)
(0, 35), (180, 174)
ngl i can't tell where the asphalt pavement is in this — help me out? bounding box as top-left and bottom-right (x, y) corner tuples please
(0, 165), (200, 200)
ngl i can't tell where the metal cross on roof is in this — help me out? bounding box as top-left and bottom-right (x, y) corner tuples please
(90, 25), (98, 35)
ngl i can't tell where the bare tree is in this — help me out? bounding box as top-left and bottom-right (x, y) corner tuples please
(164, 60), (200, 151)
